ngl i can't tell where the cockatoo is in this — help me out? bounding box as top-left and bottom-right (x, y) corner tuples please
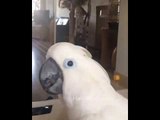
(39, 42), (128, 120)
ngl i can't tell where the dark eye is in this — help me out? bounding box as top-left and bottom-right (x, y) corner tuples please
(64, 59), (76, 69)
(67, 61), (73, 66)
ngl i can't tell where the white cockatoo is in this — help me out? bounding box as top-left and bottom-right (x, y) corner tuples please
(39, 42), (128, 120)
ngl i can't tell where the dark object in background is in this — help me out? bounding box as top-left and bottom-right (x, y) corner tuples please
(74, 33), (87, 48)
(87, 46), (101, 62)
(56, 17), (69, 42)
(109, 22), (118, 30)
(46, 96), (53, 100)
(46, 95), (58, 100)
(32, 105), (52, 116)
(100, 27), (118, 72)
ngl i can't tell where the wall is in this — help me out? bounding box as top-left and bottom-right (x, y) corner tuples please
(39, 0), (55, 17)
(46, 0), (54, 17)
(88, 0), (109, 47)
(115, 0), (128, 77)
(55, 0), (69, 18)
(40, 0), (46, 10)
(40, 0), (69, 18)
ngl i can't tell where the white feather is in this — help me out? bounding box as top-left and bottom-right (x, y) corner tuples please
(47, 42), (128, 120)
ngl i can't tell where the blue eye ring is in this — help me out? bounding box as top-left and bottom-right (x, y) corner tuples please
(63, 59), (76, 69)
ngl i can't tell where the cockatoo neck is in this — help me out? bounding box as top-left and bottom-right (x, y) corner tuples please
(62, 83), (118, 119)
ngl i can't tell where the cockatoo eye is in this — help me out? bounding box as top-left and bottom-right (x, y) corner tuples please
(63, 59), (76, 69)
(67, 61), (73, 66)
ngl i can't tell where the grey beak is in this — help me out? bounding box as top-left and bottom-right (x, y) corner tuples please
(39, 58), (63, 95)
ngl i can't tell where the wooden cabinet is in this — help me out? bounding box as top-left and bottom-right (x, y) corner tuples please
(96, 5), (109, 50)
(95, 4), (119, 72)
(100, 23), (118, 71)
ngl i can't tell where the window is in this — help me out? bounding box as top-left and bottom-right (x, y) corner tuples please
(32, 0), (40, 18)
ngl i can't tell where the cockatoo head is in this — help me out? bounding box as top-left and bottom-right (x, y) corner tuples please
(39, 42), (110, 96)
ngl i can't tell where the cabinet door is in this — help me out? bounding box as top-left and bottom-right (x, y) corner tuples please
(96, 5), (109, 49)
(100, 28), (118, 71)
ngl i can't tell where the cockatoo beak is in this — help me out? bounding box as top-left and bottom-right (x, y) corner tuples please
(39, 58), (63, 95)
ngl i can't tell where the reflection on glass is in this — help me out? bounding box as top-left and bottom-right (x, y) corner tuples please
(32, 51), (35, 75)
